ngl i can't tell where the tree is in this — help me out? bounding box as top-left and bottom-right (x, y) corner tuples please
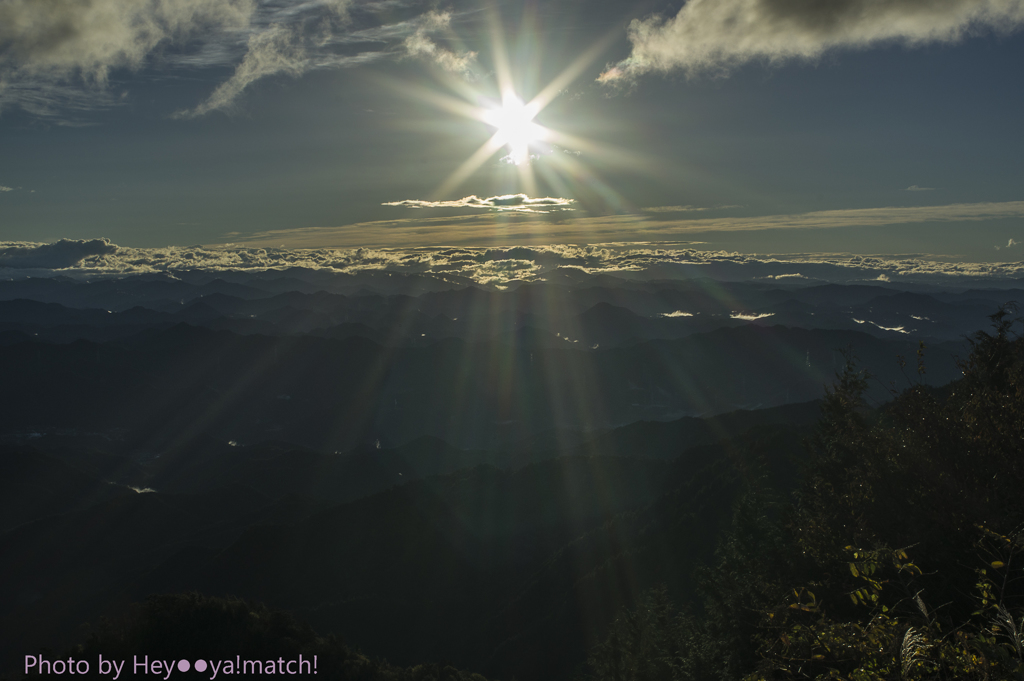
(587, 306), (1024, 681)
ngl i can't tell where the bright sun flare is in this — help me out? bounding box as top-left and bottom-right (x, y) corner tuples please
(482, 92), (544, 166)
(408, 20), (623, 198)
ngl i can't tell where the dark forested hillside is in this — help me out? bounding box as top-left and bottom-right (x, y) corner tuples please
(586, 307), (1024, 681)
(1, 269), (1017, 681)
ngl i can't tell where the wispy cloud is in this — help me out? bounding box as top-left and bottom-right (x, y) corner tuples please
(177, 24), (306, 118)
(641, 205), (703, 213)
(905, 185), (936, 191)
(0, 0), (262, 118)
(383, 194), (576, 213)
(0, 186), (12, 192)
(0, 0), (252, 118)
(0, 0), (458, 120)
(641, 205), (740, 213)
(0, 79), (126, 125)
(600, 0), (1024, 83)
(402, 11), (477, 77)
(630, 201), (1024, 232)
(0, 0), (253, 82)
(231, 200), (1024, 250)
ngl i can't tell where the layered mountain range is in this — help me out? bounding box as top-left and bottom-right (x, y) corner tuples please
(1, 266), (1017, 679)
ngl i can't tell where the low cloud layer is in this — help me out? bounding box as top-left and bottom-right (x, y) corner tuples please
(0, 238), (118, 269)
(3, 239), (1024, 288)
(383, 194), (576, 213)
(600, 0), (1024, 82)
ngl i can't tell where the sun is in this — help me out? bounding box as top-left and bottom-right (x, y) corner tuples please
(482, 91), (545, 166)
(399, 13), (631, 199)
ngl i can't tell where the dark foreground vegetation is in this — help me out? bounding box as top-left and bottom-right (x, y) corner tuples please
(25, 592), (492, 681)
(587, 307), (1024, 680)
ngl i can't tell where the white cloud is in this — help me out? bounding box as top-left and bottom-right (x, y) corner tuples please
(383, 194), (576, 213)
(0, 0), (429, 120)
(0, 0), (253, 83)
(402, 11), (477, 76)
(5, 239), (1024, 288)
(905, 185), (936, 191)
(761, 272), (810, 280)
(0, 186), (12, 192)
(0, 0), (252, 118)
(600, 0), (1024, 82)
(178, 24), (306, 117)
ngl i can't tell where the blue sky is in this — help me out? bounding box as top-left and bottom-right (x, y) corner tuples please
(1, 0), (1023, 260)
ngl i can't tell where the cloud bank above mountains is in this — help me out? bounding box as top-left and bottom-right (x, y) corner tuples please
(2, 238), (1022, 288)
(600, 0), (1024, 82)
(0, 238), (118, 269)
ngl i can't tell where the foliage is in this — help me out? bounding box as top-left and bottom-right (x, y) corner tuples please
(747, 526), (1024, 681)
(587, 306), (1024, 681)
(584, 483), (793, 681)
(585, 586), (688, 681)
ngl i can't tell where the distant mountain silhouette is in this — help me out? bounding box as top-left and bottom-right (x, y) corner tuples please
(1, 269), (1014, 681)
(0, 323), (964, 451)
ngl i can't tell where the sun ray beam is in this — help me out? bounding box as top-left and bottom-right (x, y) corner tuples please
(525, 30), (620, 114)
(434, 131), (508, 199)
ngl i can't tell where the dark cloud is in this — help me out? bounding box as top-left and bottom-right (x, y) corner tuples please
(0, 238), (118, 269)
